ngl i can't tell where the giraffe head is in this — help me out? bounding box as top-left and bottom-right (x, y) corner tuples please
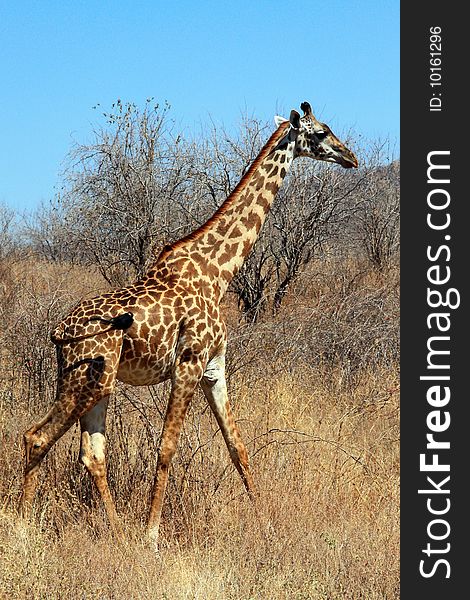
(274, 101), (358, 168)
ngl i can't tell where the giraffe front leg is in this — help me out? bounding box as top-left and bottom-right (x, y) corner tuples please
(79, 396), (121, 534)
(200, 354), (255, 496)
(147, 354), (204, 543)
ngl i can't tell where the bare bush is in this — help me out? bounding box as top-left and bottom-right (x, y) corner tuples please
(342, 142), (400, 270)
(0, 259), (105, 414)
(26, 100), (199, 285)
(270, 158), (365, 312)
(0, 204), (19, 316)
(358, 160), (400, 270)
(0, 203), (17, 261)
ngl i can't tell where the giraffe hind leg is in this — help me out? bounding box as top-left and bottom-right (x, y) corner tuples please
(79, 397), (121, 533)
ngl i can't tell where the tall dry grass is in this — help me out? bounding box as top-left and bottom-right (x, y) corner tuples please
(0, 256), (399, 599)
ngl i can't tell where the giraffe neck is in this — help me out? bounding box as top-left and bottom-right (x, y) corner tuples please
(159, 122), (294, 298)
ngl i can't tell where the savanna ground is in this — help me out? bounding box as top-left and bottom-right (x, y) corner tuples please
(0, 255), (399, 600)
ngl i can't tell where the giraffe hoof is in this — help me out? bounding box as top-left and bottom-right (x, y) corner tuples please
(147, 527), (161, 554)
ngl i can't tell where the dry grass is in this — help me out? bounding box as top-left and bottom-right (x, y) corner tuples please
(0, 257), (399, 599)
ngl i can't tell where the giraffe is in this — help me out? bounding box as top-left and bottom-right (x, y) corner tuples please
(19, 102), (358, 541)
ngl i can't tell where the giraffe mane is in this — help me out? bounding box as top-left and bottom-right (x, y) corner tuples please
(158, 121), (291, 260)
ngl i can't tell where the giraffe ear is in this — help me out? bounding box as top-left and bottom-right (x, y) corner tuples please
(274, 115), (288, 128)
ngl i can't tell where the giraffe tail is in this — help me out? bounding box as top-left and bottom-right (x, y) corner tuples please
(50, 312), (134, 345)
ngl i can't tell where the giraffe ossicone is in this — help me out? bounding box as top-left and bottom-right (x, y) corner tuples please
(19, 101), (358, 540)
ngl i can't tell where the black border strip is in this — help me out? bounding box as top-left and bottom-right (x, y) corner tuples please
(401, 3), (466, 597)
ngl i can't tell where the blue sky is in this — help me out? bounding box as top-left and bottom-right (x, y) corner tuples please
(0, 1), (399, 212)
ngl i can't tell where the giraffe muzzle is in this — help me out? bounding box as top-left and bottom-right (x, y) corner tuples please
(341, 152), (359, 169)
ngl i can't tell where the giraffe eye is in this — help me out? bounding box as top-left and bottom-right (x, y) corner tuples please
(316, 130), (328, 140)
